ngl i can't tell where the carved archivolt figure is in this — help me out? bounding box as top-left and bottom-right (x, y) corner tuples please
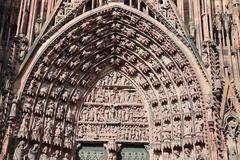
(63, 153), (70, 160)
(39, 146), (49, 160)
(18, 114), (30, 138)
(43, 118), (53, 144)
(50, 150), (60, 160)
(53, 123), (62, 146)
(27, 144), (39, 160)
(22, 97), (32, 112)
(31, 117), (42, 141)
(64, 124), (73, 148)
(196, 145), (206, 160)
(13, 141), (26, 160)
(184, 148), (193, 160)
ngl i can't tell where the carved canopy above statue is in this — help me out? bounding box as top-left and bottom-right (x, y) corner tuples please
(13, 3), (211, 160)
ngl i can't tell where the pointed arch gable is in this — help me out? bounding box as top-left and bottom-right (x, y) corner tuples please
(17, 3), (210, 97)
(12, 3), (212, 160)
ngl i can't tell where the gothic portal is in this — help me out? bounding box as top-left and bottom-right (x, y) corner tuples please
(0, 0), (240, 160)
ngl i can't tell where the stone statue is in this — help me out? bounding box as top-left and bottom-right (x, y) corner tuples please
(173, 150), (183, 160)
(13, 141), (26, 160)
(196, 145), (206, 160)
(63, 153), (70, 160)
(18, 113), (30, 138)
(31, 117), (42, 141)
(64, 124), (73, 148)
(53, 123), (62, 146)
(226, 133), (238, 160)
(39, 146), (49, 160)
(23, 97), (32, 113)
(43, 118), (53, 144)
(184, 148), (193, 160)
(27, 144), (39, 160)
(49, 150), (60, 160)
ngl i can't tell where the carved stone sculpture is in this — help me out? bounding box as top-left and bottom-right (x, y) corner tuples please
(53, 123), (62, 146)
(49, 150), (60, 160)
(39, 146), (48, 160)
(13, 141), (26, 160)
(27, 144), (39, 160)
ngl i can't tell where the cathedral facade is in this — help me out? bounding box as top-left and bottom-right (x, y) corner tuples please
(0, 0), (239, 159)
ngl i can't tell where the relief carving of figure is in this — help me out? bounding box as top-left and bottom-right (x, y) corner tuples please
(64, 124), (73, 149)
(18, 113), (30, 138)
(56, 105), (64, 119)
(39, 146), (49, 160)
(50, 150), (60, 160)
(53, 123), (62, 146)
(35, 99), (45, 115)
(46, 101), (55, 117)
(184, 148), (193, 160)
(31, 117), (42, 141)
(23, 97), (33, 113)
(62, 90), (70, 101)
(173, 150), (183, 160)
(43, 118), (53, 144)
(13, 141), (26, 160)
(196, 145), (206, 160)
(72, 90), (81, 103)
(63, 153), (70, 160)
(27, 144), (39, 160)
(184, 120), (192, 137)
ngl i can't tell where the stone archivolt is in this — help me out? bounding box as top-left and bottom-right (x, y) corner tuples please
(11, 5), (208, 160)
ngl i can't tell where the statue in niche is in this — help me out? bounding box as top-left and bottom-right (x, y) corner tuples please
(64, 124), (73, 148)
(66, 108), (73, 122)
(18, 113), (30, 138)
(226, 133), (238, 160)
(173, 150), (183, 160)
(46, 101), (55, 117)
(72, 90), (81, 103)
(56, 104), (64, 119)
(196, 145), (206, 160)
(27, 144), (39, 160)
(13, 141), (26, 160)
(50, 150), (60, 160)
(53, 123), (62, 146)
(51, 86), (62, 99)
(182, 100), (191, 113)
(39, 146), (49, 160)
(35, 99), (45, 115)
(62, 90), (69, 101)
(173, 120), (181, 138)
(40, 85), (48, 97)
(184, 148), (193, 160)
(43, 118), (53, 144)
(59, 71), (68, 83)
(23, 97), (32, 112)
(195, 117), (204, 134)
(184, 120), (192, 136)
(63, 153), (70, 160)
(31, 117), (42, 141)
(28, 80), (37, 96)
(172, 102), (180, 114)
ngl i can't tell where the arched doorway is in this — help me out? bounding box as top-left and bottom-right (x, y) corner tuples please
(10, 3), (211, 160)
